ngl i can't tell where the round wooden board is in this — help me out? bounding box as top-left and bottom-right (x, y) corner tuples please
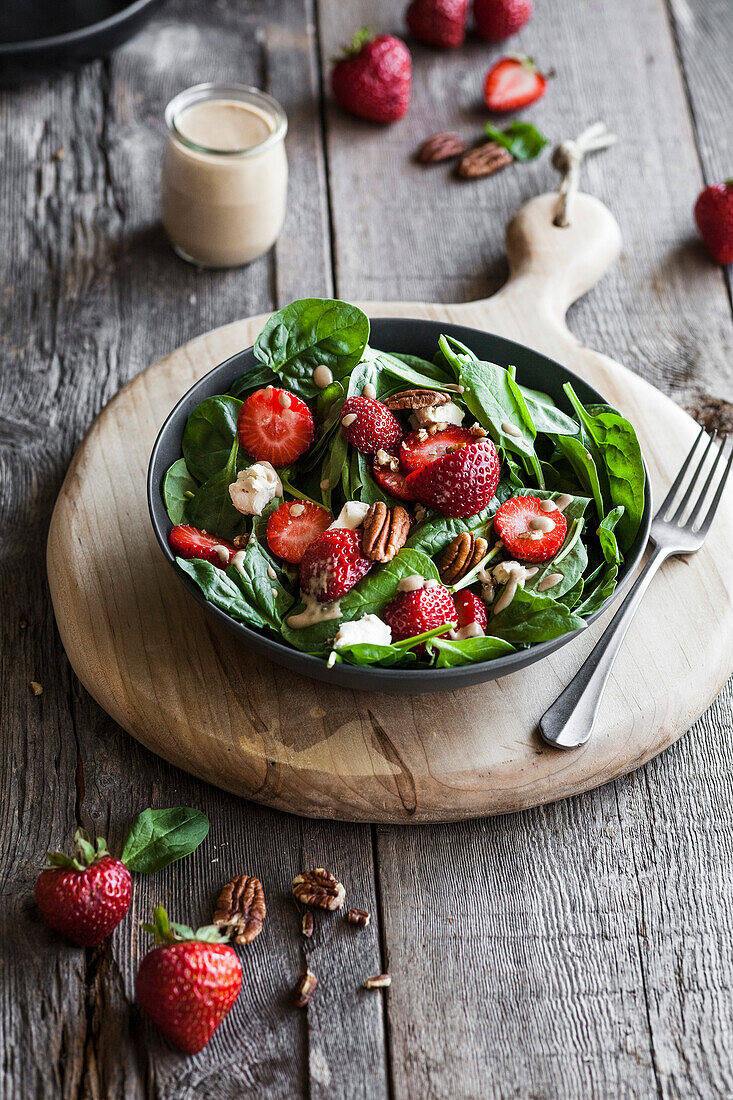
(47, 194), (733, 823)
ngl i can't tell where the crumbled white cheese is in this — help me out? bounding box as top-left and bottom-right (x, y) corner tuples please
(411, 400), (465, 430)
(333, 614), (392, 650)
(329, 500), (370, 531)
(229, 462), (282, 516)
(375, 448), (398, 471)
(397, 574), (426, 593)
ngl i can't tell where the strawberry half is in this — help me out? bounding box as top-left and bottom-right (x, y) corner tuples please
(383, 583), (457, 644)
(340, 396), (402, 455)
(299, 527), (373, 603)
(493, 495), (567, 562)
(372, 454), (416, 501)
(169, 524), (236, 568)
(136, 906), (242, 1055)
(483, 56), (546, 113)
(266, 500), (332, 564)
(399, 425), (475, 473)
(453, 589), (488, 632)
(405, 438), (500, 517)
(237, 386), (314, 467)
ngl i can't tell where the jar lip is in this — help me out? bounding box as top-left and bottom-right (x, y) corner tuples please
(165, 83), (288, 157)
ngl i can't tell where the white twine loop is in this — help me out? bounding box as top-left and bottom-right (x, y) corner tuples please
(551, 122), (617, 227)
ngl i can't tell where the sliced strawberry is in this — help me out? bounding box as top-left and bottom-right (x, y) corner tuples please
(399, 425), (475, 473)
(493, 495), (567, 562)
(299, 527), (373, 603)
(405, 438), (500, 518)
(266, 501), (332, 564)
(169, 525), (236, 568)
(453, 590), (488, 632)
(383, 583), (457, 645)
(372, 454), (416, 501)
(237, 386), (314, 467)
(483, 56), (546, 113)
(340, 396), (402, 456)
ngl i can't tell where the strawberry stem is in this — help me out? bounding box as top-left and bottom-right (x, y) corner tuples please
(141, 905), (230, 945)
(45, 828), (109, 872)
(333, 25), (373, 61)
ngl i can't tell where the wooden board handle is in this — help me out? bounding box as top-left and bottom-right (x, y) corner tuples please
(491, 192), (622, 322)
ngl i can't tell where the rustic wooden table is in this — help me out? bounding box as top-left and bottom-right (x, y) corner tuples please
(4, 0), (732, 1096)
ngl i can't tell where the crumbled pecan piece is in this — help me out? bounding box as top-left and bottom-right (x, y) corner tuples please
(365, 973), (391, 989)
(29, 681), (43, 696)
(383, 388), (450, 411)
(213, 875), (266, 944)
(347, 908), (371, 927)
(362, 502), (412, 564)
(457, 142), (513, 179)
(437, 532), (489, 584)
(417, 132), (467, 163)
(469, 423), (487, 437)
(293, 968), (318, 1007)
(233, 533), (249, 549)
(293, 868), (345, 910)
(301, 910), (314, 938)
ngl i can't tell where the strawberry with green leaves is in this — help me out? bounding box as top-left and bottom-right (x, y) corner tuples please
(136, 906), (242, 1054)
(331, 29), (412, 123)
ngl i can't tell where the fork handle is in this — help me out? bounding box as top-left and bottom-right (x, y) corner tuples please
(539, 543), (670, 749)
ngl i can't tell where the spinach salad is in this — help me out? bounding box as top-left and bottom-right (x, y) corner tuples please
(160, 298), (646, 671)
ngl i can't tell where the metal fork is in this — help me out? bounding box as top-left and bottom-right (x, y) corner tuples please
(539, 428), (733, 749)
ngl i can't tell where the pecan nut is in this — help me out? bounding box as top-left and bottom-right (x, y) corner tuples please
(417, 131), (467, 163)
(438, 532), (489, 584)
(293, 868), (346, 910)
(213, 875), (266, 944)
(383, 388), (450, 411)
(362, 502), (411, 564)
(301, 910), (314, 938)
(457, 142), (513, 180)
(365, 973), (391, 989)
(347, 908), (371, 927)
(293, 969), (318, 1007)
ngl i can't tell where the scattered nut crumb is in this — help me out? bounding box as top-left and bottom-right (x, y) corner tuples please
(365, 973), (391, 990)
(29, 681), (43, 696)
(347, 908), (371, 927)
(19, 620), (27, 630)
(302, 911), (314, 938)
(54, 147), (65, 161)
(293, 968), (318, 1007)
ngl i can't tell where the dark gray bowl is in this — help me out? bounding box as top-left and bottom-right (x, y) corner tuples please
(148, 319), (651, 693)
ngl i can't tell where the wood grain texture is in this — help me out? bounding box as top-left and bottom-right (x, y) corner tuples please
(46, 191), (733, 825)
(2, 0), (733, 1095)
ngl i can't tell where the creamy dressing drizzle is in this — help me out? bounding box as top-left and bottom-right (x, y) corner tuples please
(529, 515), (555, 532)
(397, 574), (426, 593)
(501, 421), (522, 438)
(278, 391), (291, 408)
(287, 593), (342, 629)
(313, 364), (333, 389)
(362, 382), (376, 399)
(267, 566), (277, 580)
(492, 561), (538, 615)
(537, 572), (563, 592)
(289, 502), (305, 517)
(213, 544), (231, 563)
(231, 549), (247, 575)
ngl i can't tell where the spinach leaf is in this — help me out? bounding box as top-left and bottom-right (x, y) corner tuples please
(228, 362), (279, 400)
(597, 505), (625, 565)
(226, 538), (294, 629)
(517, 388), (579, 436)
(430, 636), (516, 667)
(254, 298), (370, 398)
(458, 359), (544, 486)
(176, 557), (268, 629)
(576, 563), (619, 616)
(485, 121), (548, 162)
(373, 349), (455, 390)
(121, 807), (210, 873)
(182, 395), (242, 483)
(405, 503), (498, 557)
(489, 586), (586, 644)
(558, 576), (584, 609)
(186, 440), (246, 541)
(554, 434), (605, 520)
(564, 385), (645, 551)
(333, 643), (417, 668)
(163, 458), (198, 525)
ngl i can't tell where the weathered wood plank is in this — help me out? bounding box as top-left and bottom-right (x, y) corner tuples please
(316, 0), (733, 1096)
(0, 0), (388, 1096)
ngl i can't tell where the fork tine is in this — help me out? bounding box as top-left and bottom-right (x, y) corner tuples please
(695, 438), (733, 538)
(659, 426), (706, 516)
(670, 429), (717, 523)
(686, 434), (728, 528)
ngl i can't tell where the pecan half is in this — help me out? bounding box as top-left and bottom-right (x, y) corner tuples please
(384, 388), (450, 411)
(457, 142), (513, 180)
(362, 502), (411, 564)
(438, 532), (489, 584)
(213, 875), (266, 944)
(347, 908), (371, 927)
(293, 868), (346, 911)
(293, 969), (318, 1007)
(417, 131), (467, 163)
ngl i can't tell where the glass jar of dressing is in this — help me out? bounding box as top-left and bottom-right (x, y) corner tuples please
(162, 83), (288, 268)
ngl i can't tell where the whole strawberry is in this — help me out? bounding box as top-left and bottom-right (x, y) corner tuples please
(331, 29), (412, 123)
(35, 830), (132, 947)
(136, 906), (242, 1054)
(405, 438), (500, 517)
(341, 395), (402, 455)
(406, 0), (468, 49)
(474, 0), (533, 41)
(694, 180), (733, 264)
(383, 582), (457, 644)
(299, 527), (373, 602)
